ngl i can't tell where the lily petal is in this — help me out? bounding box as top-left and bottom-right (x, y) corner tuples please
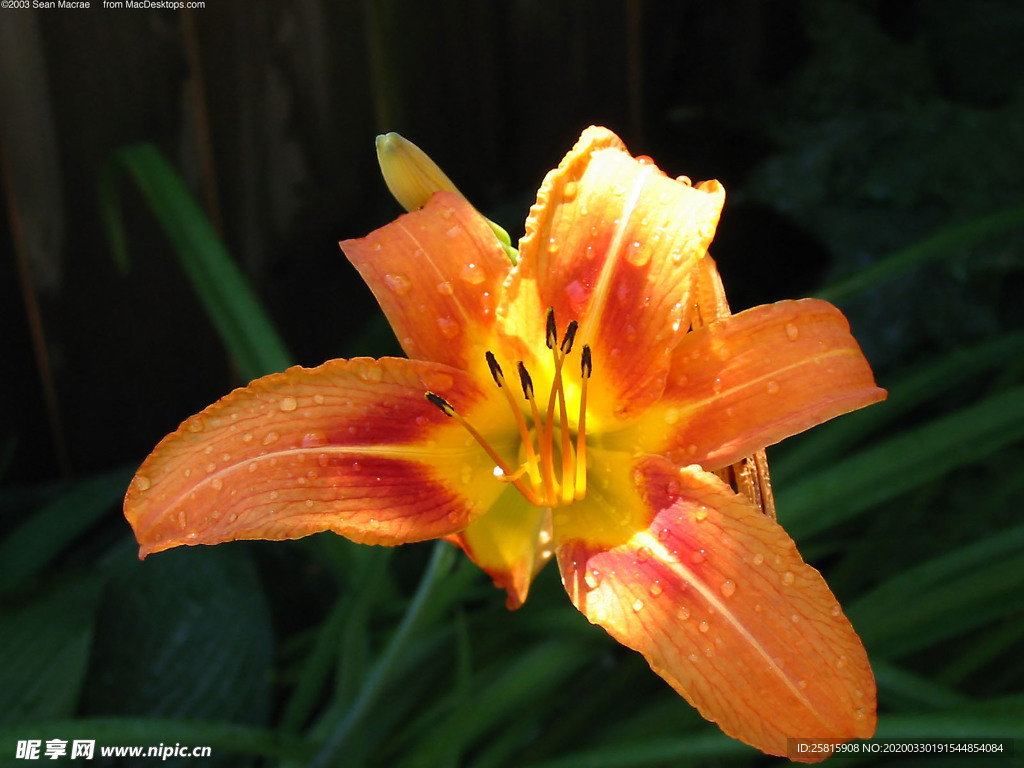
(615, 299), (886, 470)
(125, 357), (509, 558)
(341, 192), (509, 378)
(444, 488), (553, 609)
(502, 126), (725, 425)
(557, 456), (876, 760)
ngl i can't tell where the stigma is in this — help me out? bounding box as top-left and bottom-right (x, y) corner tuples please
(426, 309), (591, 508)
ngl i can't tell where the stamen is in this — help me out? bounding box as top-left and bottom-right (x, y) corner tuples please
(488, 352), (541, 488)
(485, 351), (504, 387)
(519, 361), (555, 504)
(575, 345), (591, 500)
(424, 391), (542, 504)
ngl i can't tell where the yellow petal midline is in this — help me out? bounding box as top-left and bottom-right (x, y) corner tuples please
(629, 529), (817, 713)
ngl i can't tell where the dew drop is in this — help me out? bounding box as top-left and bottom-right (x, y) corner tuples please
(691, 548), (707, 564)
(302, 431), (328, 448)
(797, 679), (808, 690)
(269, 490), (279, 501)
(854, 707), (866, 721)
(247, 461), (258, 473)
(694, 506), (708, 522)
(562, 180), (578, 199)
(384, 273), (412, 295)
(676, 606), (690, 621)
(752, 553), (765, 565)
(790, 613), (801, 624)
(437, 316), (461, 339)
(279, 396), (298, 412)
(242, 432), (253, 443)
(313, 393), (325, 405)
(177, 510), (188, 529)
(436, 281), (454, 295)
(228, 512), (239, 523)
(831, 604), (842, 617)
(459, 262), (485, 285)
(649, 581), (663, 597)
(663, 408), (680, 425)
(183, 468), (192, 478)
(357, 362), (384, 383)
(211, 478), (223, 491)
(766, 380), (780, 395)
(698, 620), (710, 633)
(445, 225), (462, 238)
(632, 598), (644, 613)
(186, 416), (204, 433)
(837, 655), (849, 670)
(785, 322), (800, 341)
(205, 462), (217, 473)
(460, 464), (474, 483)
(134, 475), (152, 491)
(626, 240), (650, 267)
(585, 568), (601, 589)
(720, 580), (736, 598)
(636, 546), (652, 563)
(305, 499), (314, 508)
(262, 431), (280, 446)
(782, 571), (795, 586)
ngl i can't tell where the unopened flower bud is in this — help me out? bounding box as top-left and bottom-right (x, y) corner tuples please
(375, 132), (461, 212)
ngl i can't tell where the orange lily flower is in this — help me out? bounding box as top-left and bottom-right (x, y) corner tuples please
(125, 127), (886, 761)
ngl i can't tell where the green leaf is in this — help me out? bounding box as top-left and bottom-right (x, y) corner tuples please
(100, 144), (292, 380)
(847, 526), (1024, 659)
(82, 545), (273, 725)
(0, 468), (131, 592)
(0, 576), (103, 725)
(815, 204), (1024, 303)
(780, 385), (1024, 539)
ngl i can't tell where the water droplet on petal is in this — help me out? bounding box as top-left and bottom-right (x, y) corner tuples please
(302, 431), (328, 448)
(785, 322), (800, 341)
(242, 432), (253, 443)
(676, 606), (690, 621)
(262, 431), (280, 446)
(134, 475), (152, 491)
(205, 462), (217, 473)
(698, 620), (710, 633)
(831, 604), (842, 617)
(720, 580), (736, 598)
(632, 598), (644, 613)
(437, 316), (461, 339)
(649, 581), (663, 597)
(562, 180), (578, 199)
(837, 655), (849, 670)
(663, 408), (680, 425)
(694, 506), (708, 522)
(691, 549), (706, 564)
(791, 613), (801, 624)
(420, 370), (455, 392)
(636, 546), (652, 563)
(384, 273), (412, 295)
(766, 380), (780, 395)
(782, 571), (795, 586)
(313, 393), (325, 405)
(626, 240), (650, 267)
(459, 262), (485, 284)
(445, 225), (462, 239)
(585, 569), (601, 588)
(436, 281), (454, 295)
(752, 553), (765, 565)
(211, 477), (223, 491)
(279, 396), (298, 412)
(798, 679), (808, 690)
(186, 416), (205, 433)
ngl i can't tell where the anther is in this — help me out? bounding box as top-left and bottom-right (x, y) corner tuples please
(517, 361), (534, 400)
(425, 391), (455, 416)
(560, 320), (578, 355)
(581, 345), (592, 379)
(545, 307), (558, 350)
(485, 351), (504, 387)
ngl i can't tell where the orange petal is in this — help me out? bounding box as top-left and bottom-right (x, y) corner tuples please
(617, 299), (886, 469)
(124, 358), (510, 558)
(444, 488), (552, 609)
(556, 457), (876, 760)
(341, 192), (510, 378)
(500, 126), (725, 425)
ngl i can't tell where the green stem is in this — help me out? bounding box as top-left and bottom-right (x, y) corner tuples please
(309, 541), (455, 768)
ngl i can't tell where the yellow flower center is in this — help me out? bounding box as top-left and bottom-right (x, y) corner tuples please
(426, 309), (591, 508)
